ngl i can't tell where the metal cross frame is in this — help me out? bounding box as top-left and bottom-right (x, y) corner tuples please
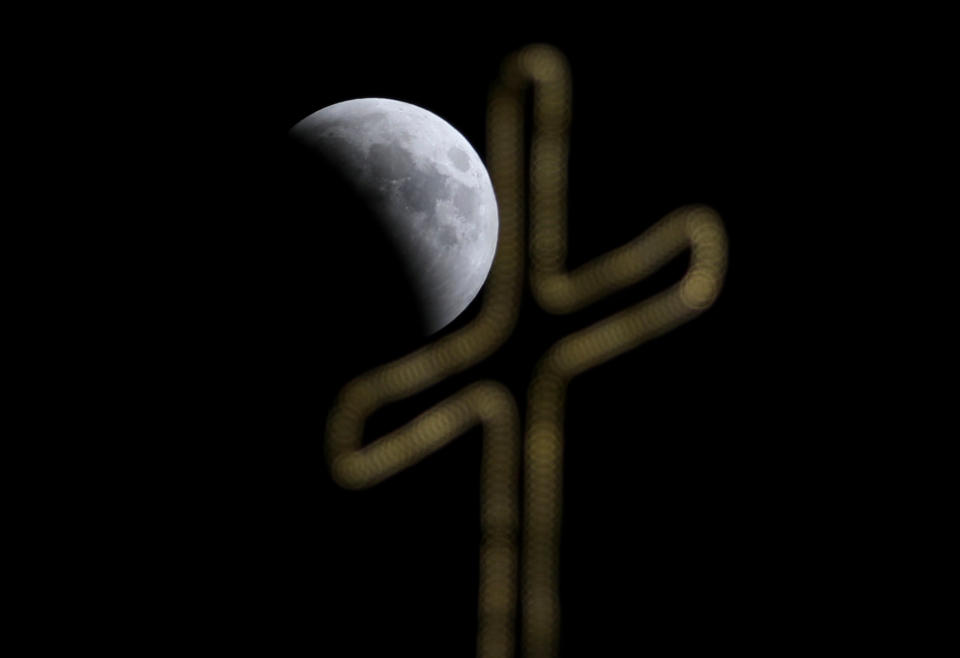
(326, 44), (728, 658)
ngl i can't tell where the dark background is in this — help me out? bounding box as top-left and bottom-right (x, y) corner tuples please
(64, 12), (919, 655)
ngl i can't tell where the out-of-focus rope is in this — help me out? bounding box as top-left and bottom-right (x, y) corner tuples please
(489, 44), (728, 658)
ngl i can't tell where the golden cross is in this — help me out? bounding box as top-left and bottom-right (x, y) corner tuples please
(326, 44), (728, 658)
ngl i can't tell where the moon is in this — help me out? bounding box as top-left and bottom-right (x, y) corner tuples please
(289, 98), (499, 335)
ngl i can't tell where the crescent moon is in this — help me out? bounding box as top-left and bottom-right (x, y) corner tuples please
(290, 98), (499, 334)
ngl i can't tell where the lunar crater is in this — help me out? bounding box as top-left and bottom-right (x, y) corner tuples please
(448, 146), (471, 172)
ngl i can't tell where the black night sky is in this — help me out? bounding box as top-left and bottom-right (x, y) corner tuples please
(74, 12), (918, 655)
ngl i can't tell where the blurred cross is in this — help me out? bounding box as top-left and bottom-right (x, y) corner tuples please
(326, 44), (727, 658)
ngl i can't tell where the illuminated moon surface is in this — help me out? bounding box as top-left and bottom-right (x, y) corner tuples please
(289, 98), (499, 334)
